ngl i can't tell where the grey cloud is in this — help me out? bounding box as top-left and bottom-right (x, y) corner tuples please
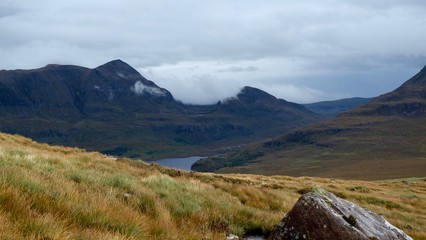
(131, 81), (166, 97)
(217, 66), (258, 73)
(0, 6), (20, 18)
(0, 0), (425, 103)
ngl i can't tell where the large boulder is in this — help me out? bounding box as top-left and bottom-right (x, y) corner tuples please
(268, 188), (412, 240)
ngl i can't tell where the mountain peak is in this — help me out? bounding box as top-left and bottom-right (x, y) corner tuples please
(95, 59), (140, 77)
(104, 59), (128, 67)
(237, 86), (276, 102)
(44, 64), (61, 68)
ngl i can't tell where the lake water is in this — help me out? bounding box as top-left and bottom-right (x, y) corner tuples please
(149, 156), (206, 171)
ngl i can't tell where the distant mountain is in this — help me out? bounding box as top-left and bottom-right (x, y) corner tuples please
(303, 97), (373, 117)
(342, 66), (426, 117)
(0, 60), (322, 159)
(192, 65), (426, 180)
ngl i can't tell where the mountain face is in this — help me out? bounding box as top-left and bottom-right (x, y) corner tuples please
(193, 66), (426, 180)
(0, 60), (174, 121)
(303, 97), (373, 117)
(0, 60), (322, 159)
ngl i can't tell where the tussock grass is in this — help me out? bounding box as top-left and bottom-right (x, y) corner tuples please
(0, 133), (425, 239)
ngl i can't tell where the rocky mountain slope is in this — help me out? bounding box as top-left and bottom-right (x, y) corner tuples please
(0, 132), (424, 239)
(193, 65), (426, 180)
(0, 60), (322, 159)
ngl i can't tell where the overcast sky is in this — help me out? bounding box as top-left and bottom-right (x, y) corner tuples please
(1, 0), (426, 104)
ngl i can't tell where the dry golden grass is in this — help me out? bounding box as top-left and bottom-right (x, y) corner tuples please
(0, 133), (425, 239)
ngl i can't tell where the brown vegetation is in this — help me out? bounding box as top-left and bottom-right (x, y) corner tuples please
(0, 133), (425, 239)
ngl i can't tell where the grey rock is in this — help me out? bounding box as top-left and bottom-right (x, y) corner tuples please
(227, 233), (239, 240)
(268, 188), (412, 240)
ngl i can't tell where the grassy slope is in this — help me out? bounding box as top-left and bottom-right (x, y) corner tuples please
(0, 133), (425, 239)
(205, 116), (426, 180)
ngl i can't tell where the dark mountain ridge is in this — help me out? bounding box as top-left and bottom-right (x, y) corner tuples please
(0, 60), (322, 159)
(193, 65), (426, 180)
(303, 97), (373, 117)
(0, 60), (174, 119)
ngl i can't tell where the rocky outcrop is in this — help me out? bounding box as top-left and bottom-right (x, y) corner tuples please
(268, 188), (412, 240)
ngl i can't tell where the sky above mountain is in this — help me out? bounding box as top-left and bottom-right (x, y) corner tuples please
(1, 0), (426, 104)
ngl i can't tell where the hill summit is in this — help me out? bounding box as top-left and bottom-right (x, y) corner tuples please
(237, 86), (277, 102)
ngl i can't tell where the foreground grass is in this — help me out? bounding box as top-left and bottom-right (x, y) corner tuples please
(0, 133), (425, 239)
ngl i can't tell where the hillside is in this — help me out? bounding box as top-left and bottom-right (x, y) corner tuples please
(303, 97), (373, 117)
(0, 132), (425, 239)
(0, 60), (322, 160)
(192, 66), (426, 180)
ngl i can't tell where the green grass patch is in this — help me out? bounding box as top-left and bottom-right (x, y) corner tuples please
(105, 173), (135, 193)
(355, 196), (402, 210)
